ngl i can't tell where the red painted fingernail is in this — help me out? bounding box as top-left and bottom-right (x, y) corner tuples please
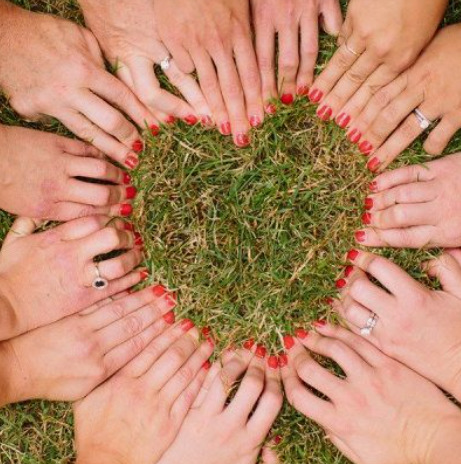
(336, 278), (347, 289)
(124, 155), (139, 170)
(281, 93), (294, 105)
(318, 105), (333, 121)
(123, 222), (134, 231)
(325, 297), (334, 306)
(362, 212), (372, 225)
(297, 85), (309, 97)
(201, 115), (213, 127)
(274, 435), (282, 445)
(369, 181), (378, 192)
(256, 344), (267, 358)
(202, 327), (211, 337)
(126, 186), (137, 200)
(283, 335), (295, 350)
(264, 103), (277, 115)
(180, 319), (195, 332)
(243, 338), (255, 350)
(165, 293), (176, 308)
(220, 121), (231, 136)
(347, 249), (359, 261)
(336, 113), (351, 129)
(365, 197), (374, 210)
(235, 133), (250, 147)
(355, 230), (366, 243)
(268, 355), (279, 369)
(152, 285), (167, 298)
(367, 157), (381, 172)
(344, 265), (354, 278)
(278, 353), (288, 368)
(150, 124), (160, 136)
(140, 270), (149, 281)
(132, 140), (143, 153)
(309, 88), (323, 103)
(295, 328), (309, 339)
(250, 115), (261, 128)
(122, 172), (132, 185)
(359, 140), (373, 156)
(134, 231), (143, 247)
(165, 115), (176, 125)
(163, 310), (175, 324)
(313, 320), (327, 328)
(206, 336), (215, 348)
(348, 129), (361, 144)
(184, 115), (198, 125)
(120, 204), (133, 216)
(202, 360), (211, 370)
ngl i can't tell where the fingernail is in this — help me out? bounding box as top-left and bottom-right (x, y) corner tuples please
(220, 121), (231, 136)
(347, 249), (359, 261)
(297, 85), (309, 97)
(359, 140), (373, 156)
(122, 172), (132, 185)
(124, 155), (139, 170)
(123, 222), (134, 232)
(367, 157), (381, 172)
(165, 115), (176, 125)
(309, 88), (323, 103)
(344, 265), (354, 278)
(336, 278), (347, 289)
(264, 103), (277, 115)
(336, 113), (351, 129)
(126, 186), (137, 200)
(202, 360), (212, 370)
(362, 212), (372, 225)
(355, 230), (366, 243)
(250, 115), (261, 128)
(235, 133), (250, 147)
(132, 140), (143, 153)
(201, 115), (214, 127)
(134, 231), (143, 247)
(295, 328), (309, 339)
(273, 435), (282, 445)
(184, 115), (198, 125)
(365, 197), (374, 210)
(152, 285), (167, 298)
(268, 355), (279, 369)
(348, 129), (361, 144)
(369, 181), (378, 192)
(202, 327), (211, 337)
(313, 320), (327, 329)
(283, 335), (295, 350)
(206, 336), (215, 348)
(317, 105), (333, 121)
(325, 297), (334, 306)
(150, 124), (160, 136)
(281, 93), (294, 105)
(256, 344), (267, 358)
(180, 319), (195, 332)
(163, 310), (176, 324)
(243, 339), (255, 350)
(120, 204), (133, 216)
(278, 353), (288, 368)
(140, 269), (149, 281)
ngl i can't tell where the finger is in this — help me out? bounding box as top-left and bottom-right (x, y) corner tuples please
(57, 215), (114, 241)
(60, 138), (103, 158)
(366, 203), (437, 229)
(66, 156), (126, 185)
(52, 202), (132, 222)
(355, 226), (436, 248)
(277, 20), (300, 101)
(319, 0), (343, 36)
(423, 253), (461, 299)
(191, 360), (222, 409)
(4, 217), (40, 246)
(423, 114), (461, 156)
(66, 179), (131, 207)
(101, 269), (146, 299)
(95, 248), (143, 281)
(261, 445), (281, 464)
(370, 163), (435, 193)
(79, 227), (134, 260)
(297, 8), (319, 95)
(164, 44), (195, 75)
(336, 294), (376, 330)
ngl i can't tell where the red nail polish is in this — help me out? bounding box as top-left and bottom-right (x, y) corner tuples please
(163, 310), (175, 324)
(180, 319), (195, 332)
(348, 129), (361, 144)
(309, 88), (323, 103)
(281, 93), (294, 105)
(202, 327), (211, 337)
(355, 230), (366, 243)
(336, 113), (351, 129)
(274, 435), (282, 445)
(367, 157), (381, 172)
(184, 115), (198, 125)
(140, 270), (149, 281)
(344, 265), (354, 278)
(313, 320), (327, 328)
(122, 172), (132, 185)
(201, 115), (213, 127)
(359, 140), (373, 156)
(365, 197), (374, 210)
(318, 106), (333, 121)
(150, 124), (160, 136)
(278, 353), (288, 368)
(325, 297), (334, 306)
(202, 360), (212, 370)
(283, 335), (295, 350)
(347, 249), (359, 261)
(134, 231), (143, 247)
(243, 339), (255, 350)
(264, 103), (277, 115)
(126, 186), (137, 200)
(362, 212), (372, 225)
(369, 181), (378, 192)
(124, 155), (139, 170)
(297, 85), (309, 96)
(250, 115), (261, 128)
(256, 344), (267, 358)
(120, 204), (133, 216)
(295, 328), (309, 339)
(132, 140), (143, 153)
(235, 133), (250, 147)
(268, 355), (278, 369)
(152, 285), (167, 298)
(166, 115), (176, 125)
(336, 278), (347, 289)
(123, 222), (134, 232)
(220, 121), (231, 136)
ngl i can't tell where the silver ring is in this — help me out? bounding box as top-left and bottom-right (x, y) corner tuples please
(414, 108), (433, 130)
(360, 312), (378, 336)
(345, 41), (360, 57)
(160, 55), (172, 72)
(92, 263), (109, 291)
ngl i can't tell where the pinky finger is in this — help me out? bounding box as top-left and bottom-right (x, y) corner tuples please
(261, 444), (281, 464)
(53, 202), (133, 222)
(354, 226), (436, 249)
(423, 114), (461, 156)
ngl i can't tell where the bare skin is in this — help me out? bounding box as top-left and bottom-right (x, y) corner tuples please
(356, 154), (461, 248)
(79, 0), (209, 127)
(74, 320), (214, 464)
(331, 249), (461, 402)
(251, 0), (342, 107)
(350, 25), (461, 172)
(154, 0), (261, 147)
(0, 125), (135, 221)
(0, 287), (177, 405)
(0, 0), (155, 169)
(0, 216), (144, 340)
(282, 325), (461, 464)
(159, 345), (283, 464)
(309, 0), (447, 134)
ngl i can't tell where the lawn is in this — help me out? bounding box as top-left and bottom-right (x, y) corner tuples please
(1, 1), (461, 463)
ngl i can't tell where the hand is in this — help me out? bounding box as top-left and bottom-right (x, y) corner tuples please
(282, 325), (461, 464)
(154, 0), (262, 147)
(0, 1), (155, 169)
(0, 216), (144, 340)
(74, 319), (213, 464)
(309, 0), (447, 131)
(0, 286), (177, 404)
(0, 125), (135, 221)
(251, 0), (342, 107)
(79, 0), (209, 126)
(348, 25), (461, 172)
(159, 344), (283, 464)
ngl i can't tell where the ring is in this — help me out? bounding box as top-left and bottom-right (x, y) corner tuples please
(360, 312), (378, 336)
(92, 262), (109, 291)
(414, 108), (433, 130)
(160, 55), (172, 72)
(345, 41), (360, 57)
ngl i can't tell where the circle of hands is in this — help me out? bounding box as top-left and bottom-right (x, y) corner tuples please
(0, 0), (461, 464)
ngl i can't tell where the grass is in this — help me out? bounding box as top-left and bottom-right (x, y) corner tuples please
(1, 0), (461, 463)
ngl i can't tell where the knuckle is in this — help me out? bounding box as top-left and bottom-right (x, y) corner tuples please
(91, 160), (110, 178)
(95, 187), (113, 206)
(167, 345), (189, 365)
(129, 334), (147, 354)
(388, 205), (407, 225)
(111, 302), (128, 320)
(103, 227), (122, 249)
(176, 365), (194, 385)
(258, 56), (274, 73)
(124, 314), (144, 336)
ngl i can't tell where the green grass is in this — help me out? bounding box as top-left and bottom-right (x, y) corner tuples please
(1, 1), (461, 463)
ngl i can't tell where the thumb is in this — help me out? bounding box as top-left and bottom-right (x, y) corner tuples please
(423, 253), (461, 299)
(3, 218), (42, 246)
(319, 0), (343, 37)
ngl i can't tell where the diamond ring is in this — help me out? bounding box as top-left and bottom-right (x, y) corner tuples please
(160, 55), (172, 72)
(360, 313), (378, 336)
(414, 108), (433, 131)
(92, 262), (109, 291)
(345, 41), (360, 57)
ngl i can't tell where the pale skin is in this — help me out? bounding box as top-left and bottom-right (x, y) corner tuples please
(0, 125), (136, 221)
(0, 0), (155, 169)
(309, 0), (447, 137)
(74, 320), (214, 464)
(0, 216), (145, 340)
(331, 249), (461, 402)
(0, 286), (177, 405)
(78, 0), (209, 127)
(282, 325), (461, 464)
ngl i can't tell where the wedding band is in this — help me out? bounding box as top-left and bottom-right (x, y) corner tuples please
(414, 108), (433, 130)
(9, 229), (28, 237)
(92, 263), (109, 291)
(360, 313), (378, 336)
(160, 55), (172, 72)
(345, 41), (360, 57)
